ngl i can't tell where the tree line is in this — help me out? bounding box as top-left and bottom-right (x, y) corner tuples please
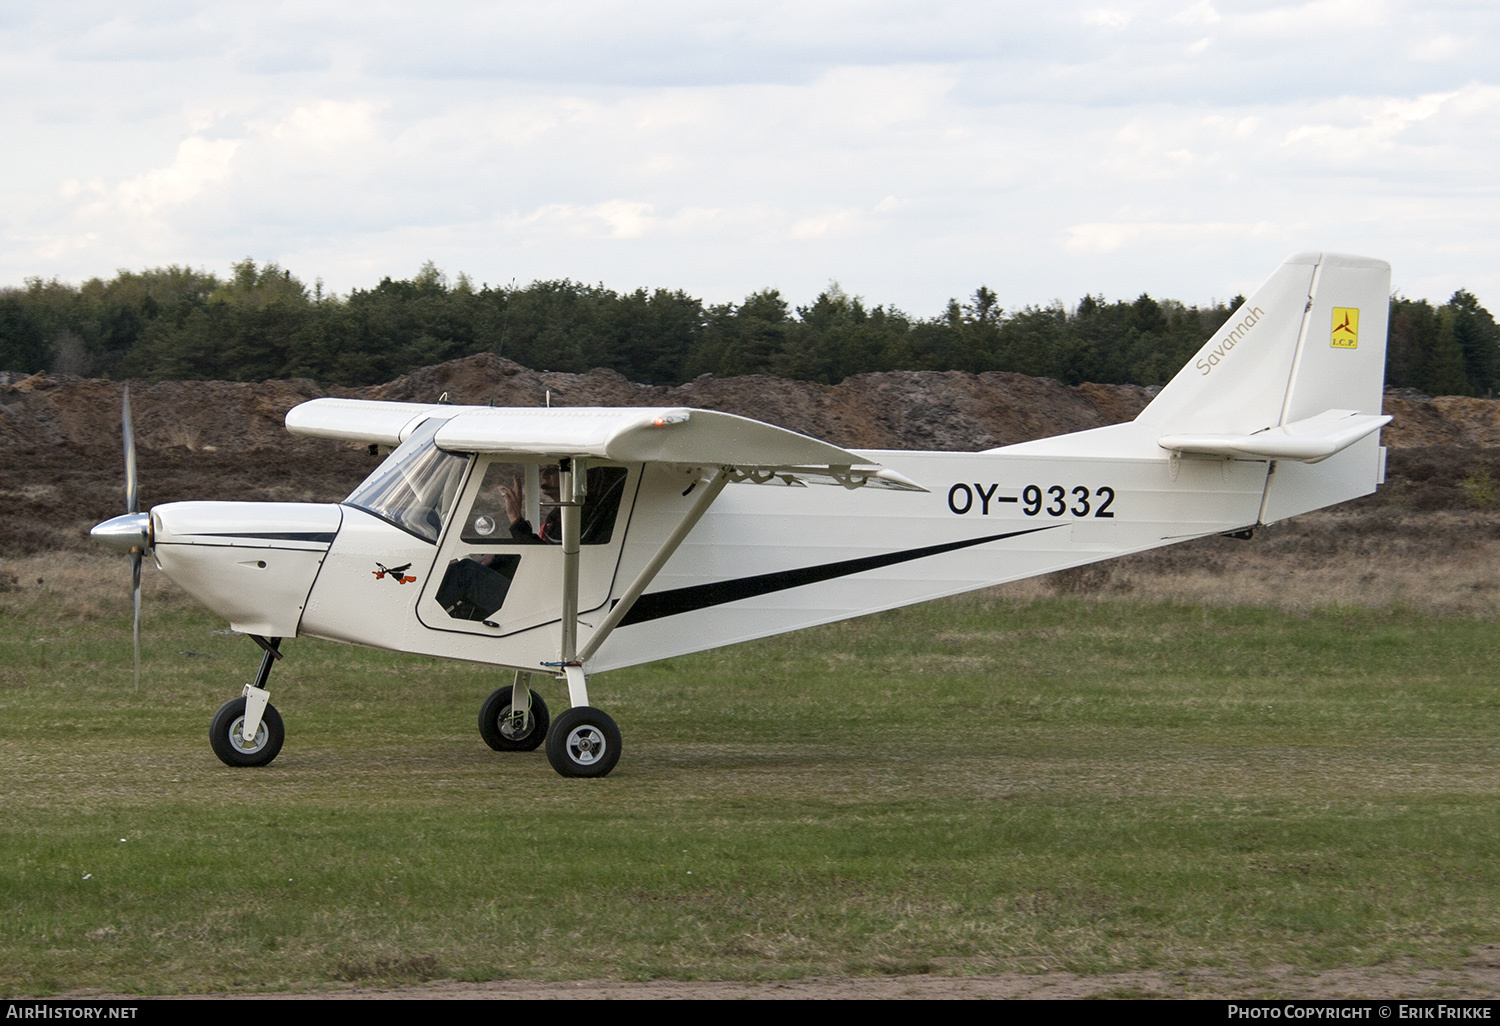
(2, 259), (1496, 397)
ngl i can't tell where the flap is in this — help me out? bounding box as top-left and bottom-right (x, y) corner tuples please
(427, 406), (869, 469)
(1158, 409), (1392, 463)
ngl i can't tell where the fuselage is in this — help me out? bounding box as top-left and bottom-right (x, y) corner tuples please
(144, 427), (1380, 675)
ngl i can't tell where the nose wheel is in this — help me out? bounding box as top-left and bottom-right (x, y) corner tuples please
(209, 696), (285, 767)
(545, 707), (621, 778)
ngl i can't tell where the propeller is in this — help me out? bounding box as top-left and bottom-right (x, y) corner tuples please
(90, 385), (150, 691)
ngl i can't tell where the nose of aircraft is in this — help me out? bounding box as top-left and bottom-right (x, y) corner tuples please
(91, 512), (152, 554)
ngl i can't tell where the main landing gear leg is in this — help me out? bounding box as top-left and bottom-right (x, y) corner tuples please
(541, 459), (623, 778)
(478, 671), (550, 752)
(539, 465), (732, 780)
(544, 666), (621, 778)
(209, 635), (286, 767)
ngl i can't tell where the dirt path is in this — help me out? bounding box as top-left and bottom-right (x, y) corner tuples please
(61, 955), (1500, 1000)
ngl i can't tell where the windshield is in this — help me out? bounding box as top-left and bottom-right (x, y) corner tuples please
(345, 418), (469, 543)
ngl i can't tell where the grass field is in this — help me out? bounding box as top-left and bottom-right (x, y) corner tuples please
(2, 571), (1500, 996)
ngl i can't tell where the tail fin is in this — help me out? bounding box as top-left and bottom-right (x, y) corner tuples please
(1139, 251), (1391, 522)
(994, 252), (1392, 523)
(1137, 252), (1390, 435)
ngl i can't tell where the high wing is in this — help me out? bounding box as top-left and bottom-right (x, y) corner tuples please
(282, 398), (447, 445)
(286, 399), (924, 490)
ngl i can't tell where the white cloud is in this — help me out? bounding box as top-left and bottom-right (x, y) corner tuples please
(1409, 33), (1466, 62)
(1169, 2), (1221, 27)
(1232, 0), (1390, 39)
(1279, 85), (1500, 171)
(790, 208), (870, 240)
(105, 135), (241, 219)
(1083, 8), (1135, 30)
(261, 100), (379, 153)
(2, 0), (1499, 315)
(1063, 220), (1277, 255)
(531, 201), (656, 239)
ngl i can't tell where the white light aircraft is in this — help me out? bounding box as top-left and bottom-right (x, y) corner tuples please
(91, 253), (1393, 777)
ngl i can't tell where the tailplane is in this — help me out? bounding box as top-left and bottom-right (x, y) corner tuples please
(992, 252), (1392, 523)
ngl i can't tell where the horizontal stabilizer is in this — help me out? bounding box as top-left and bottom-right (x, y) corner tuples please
(1158, 409), (1391, 463)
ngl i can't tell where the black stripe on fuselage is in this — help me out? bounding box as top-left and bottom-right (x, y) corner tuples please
(193, 532), (338, 543)
(617, 525), (1060, 626)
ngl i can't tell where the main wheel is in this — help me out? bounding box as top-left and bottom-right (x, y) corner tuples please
(478, 685), (550, 752)
(545, 706), (621, 778)
(209, 697), (285, 767)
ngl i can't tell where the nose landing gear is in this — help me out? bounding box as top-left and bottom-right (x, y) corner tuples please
(209, 696), (285, 767)
(209, 635), (285, 768)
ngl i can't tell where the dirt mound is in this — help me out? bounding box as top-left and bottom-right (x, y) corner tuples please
(1380, 394), (1500, 448)
(7, 353), (1498, 455)
(4, 354), (1500, 557)
(0, 354), (1159, 454)
(0, 372), (338, 451)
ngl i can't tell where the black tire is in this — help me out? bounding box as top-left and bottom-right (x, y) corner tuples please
(209, 697), (285, 767)
(478, 685), (550, 752)
(545, 706), (621, 778)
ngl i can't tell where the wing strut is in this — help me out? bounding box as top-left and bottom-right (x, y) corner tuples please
(558, 457), (584, 667)
(572, 466), (731, 669)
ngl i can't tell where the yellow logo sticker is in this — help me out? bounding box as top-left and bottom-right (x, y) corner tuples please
(1331, 307), (1359, 349)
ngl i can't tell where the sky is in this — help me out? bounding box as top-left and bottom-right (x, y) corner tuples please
(2, 0), (1498, 316)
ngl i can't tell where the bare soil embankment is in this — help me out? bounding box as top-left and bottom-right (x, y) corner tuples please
(3, 353), (1499, 610)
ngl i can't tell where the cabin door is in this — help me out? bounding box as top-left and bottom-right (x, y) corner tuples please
(415, 458), (637, 639)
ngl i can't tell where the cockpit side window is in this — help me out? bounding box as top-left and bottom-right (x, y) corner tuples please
(345, 418), (469, 543)
(460, 462), (629, 545)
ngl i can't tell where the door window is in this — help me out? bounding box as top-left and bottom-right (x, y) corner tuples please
(423, 460), (636, 632)
(460, 462), (629, 547)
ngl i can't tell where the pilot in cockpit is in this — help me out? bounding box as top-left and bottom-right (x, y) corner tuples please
(500, 464), (561, 543)
(436, 461), (630, 623)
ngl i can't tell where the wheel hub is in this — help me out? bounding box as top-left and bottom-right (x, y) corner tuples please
(499, 706), (533, 740)
(228, 716), (268, 754)
(566, 727), (605, 765)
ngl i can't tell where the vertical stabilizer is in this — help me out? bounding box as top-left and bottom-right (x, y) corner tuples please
(1138, 252), (1389, 436)
(1275, 253), (1390, 424)
(1137, 252), (1391, 522)
(1136, 253), (1319, 436)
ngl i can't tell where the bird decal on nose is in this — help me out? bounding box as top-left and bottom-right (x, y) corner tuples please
(373, 562), (417, 584)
